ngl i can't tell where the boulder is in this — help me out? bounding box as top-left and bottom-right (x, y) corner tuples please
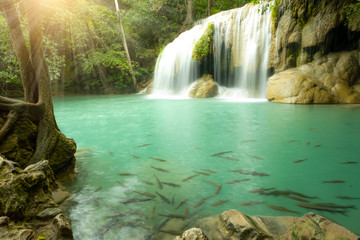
(189, 74), (218, 98)
(174, 228), (209, 240)
(267, 50), (360, 104)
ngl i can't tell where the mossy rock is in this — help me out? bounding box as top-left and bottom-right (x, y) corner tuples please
(192, 23), (214, 63)
(48, 133), (76, 174)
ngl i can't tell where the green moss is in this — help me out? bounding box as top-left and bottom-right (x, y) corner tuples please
(271, 0), (281, 29)
(192, 23), (214, 63)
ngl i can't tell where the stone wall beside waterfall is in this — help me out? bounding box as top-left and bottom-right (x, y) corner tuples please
(267, 0), (360, 104)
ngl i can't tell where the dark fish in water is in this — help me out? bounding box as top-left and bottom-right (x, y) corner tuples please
(162, 182), (181, 188)
(109, 151), (113, 156)
(340, 161), (359, 164)
(120, 198), (153, 204)
(211, 200), (231, 206)
(136, 144), (152, 148)
(282, 195), (309, 203)
(247, 154), (264, 160)
(211, 151), (232, 157)
(306, 141), (310, 146)
(315, 145), (321, 147)
(94, 198), (100, 207)
(116, 181), (128, 188)
(152, 206), (156, 219)
(214, 185), (222, 195)
(151, 166), (169, 173)
(140, 180), (154, 185)
(202, 180), (220, 188)
(252, 171), (270, 177)
(336, 195), (360, 200)
(106, 211), (146, 219)
(285, 190), (318, 199)
(263, 190), (318, 199)
(240, 201), (265, 206)
(156, 192), (171, 205)
(95, 187), (102, 192)
(194, 195), (214, 208)
(154, 175), (163, 189)
(201, 168), (217, 174)
(226, 178), (251, 184)
(171, 195), (175, 205)
(182, 174), (200, 182)
(232, 169), (247, 174)
(293, 158), (308, 163)
(192, 171), (210, 176)
(150, 157), (167, 162)
(175, 199), (188, 210)
(129, 154), (140, 159)
(219, 156), (240, 161)
(118, 173), (136, 176)
(268, 205), (299, 214)
(297, 203), (348, 215)
(322, 180), (346, 184)
(286, 140), (299, 143)
(314, 202), (355, 209)
(132, 190), (156, 198)
(249, 188), (276, 193)
(309, 128), (315, 130)
(242, 140), (256, 142)
(194, 145), (201, 150)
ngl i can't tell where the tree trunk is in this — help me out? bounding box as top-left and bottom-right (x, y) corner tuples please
(0, 0), (76, 173)
(207, 0), (215, 16)
(114, 0), (137, 92)
(183, 0), (195, 27)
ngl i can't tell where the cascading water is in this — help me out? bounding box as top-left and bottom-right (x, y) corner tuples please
(152, 2), (272, 99)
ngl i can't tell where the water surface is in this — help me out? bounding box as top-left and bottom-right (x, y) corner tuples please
(54, 95), (360, 239)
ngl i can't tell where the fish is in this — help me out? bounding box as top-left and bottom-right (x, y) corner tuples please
(194, 145), (201, 150)
(249, 188), (276, 193)
(226, 178), (251, 184)
(116, 181), (128, 188)
(336, 196), (360, 200)
(182, 174), (200, 182)
(200, 168), (217, 174)
(286, 140), (299, 143)
(194, 195), (214, 208)
(293, 158), (308, 163)
(268, 205), (299, 214)
(162, 182), (181, 188)
(95, 187), (102, 192)
(252, 172), (270, 177)
(322, 180), (346, 184)
(306, 141), (310, 146)
(94, 198), (100, 207)
(152, 206), (156, 219)
(129, 154), (140, 159)
(106, 211), (146, 219)
(202, 180), (220, 188)
(118, 173), (136, 176)
(247, 154), (264, 160)
(214, 185), (222, 196)
(308, 128), (315, 130)
(175, 199), (188, 210)
(192, 171), (210, 176)
(120, 198), (153, 204)
(240, 201), (265, 206)
(151, 166), (169, 173)
(340, 161), (359, 164)
(150, 157), (167, 162)
(154, 175), (163, 189)
(156, 192), (171, 204)
(109, 151), (113, 156)
(297, 203), (347, 215)
(158, 213), (186, 219)
(242, 140), (256, 142)
(314, 202), (355, 209)
(286, 190), (318, 199)
(210, 200), (231, 206)
(282, 195), (309, 203)
(211, 151), (232, 157)
(171, 195), (175, 205)
(219, 156), (240, 161)
(232, 169), (248, 174)
(315, 145), (321, 147)
(140, 180), (154, 185)
(262, 190), (318, 199)
(132, 190), (156, 198)
(136, 144), (152, 148)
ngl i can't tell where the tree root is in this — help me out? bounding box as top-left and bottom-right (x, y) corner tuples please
(0, 110), (18, 142)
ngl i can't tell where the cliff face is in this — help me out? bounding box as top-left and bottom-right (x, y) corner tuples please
(267, 0), (360, 103)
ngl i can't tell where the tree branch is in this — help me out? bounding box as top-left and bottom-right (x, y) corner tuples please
(0, 110), (18, 141)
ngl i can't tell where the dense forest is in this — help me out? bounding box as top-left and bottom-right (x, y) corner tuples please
(0, 0), (255, 97)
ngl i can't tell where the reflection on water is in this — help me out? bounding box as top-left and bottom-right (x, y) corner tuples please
(54, 95), (360, 239)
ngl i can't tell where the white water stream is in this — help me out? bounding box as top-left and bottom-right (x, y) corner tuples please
(152, 2), (272, 99)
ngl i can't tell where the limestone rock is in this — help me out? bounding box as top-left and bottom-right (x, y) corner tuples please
(218, 209), (273, 240)
(267, 50), (360, 104)
(174, 228), (209, 240)
(189, 74), (218, 98)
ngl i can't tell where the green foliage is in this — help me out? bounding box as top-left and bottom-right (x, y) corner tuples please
(344, 0), (360, 28)
(192, 23), (214, 62)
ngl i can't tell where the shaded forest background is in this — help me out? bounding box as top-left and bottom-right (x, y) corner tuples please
(0, 0), (254, 97)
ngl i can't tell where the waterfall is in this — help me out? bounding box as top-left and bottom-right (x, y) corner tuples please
(152, 2), (272, 99)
